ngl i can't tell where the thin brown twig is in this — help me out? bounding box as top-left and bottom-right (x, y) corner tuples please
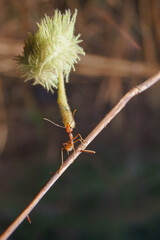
(1, 71), (160, 240)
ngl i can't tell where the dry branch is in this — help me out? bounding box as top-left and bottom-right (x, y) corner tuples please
(0, 71), (160, 240)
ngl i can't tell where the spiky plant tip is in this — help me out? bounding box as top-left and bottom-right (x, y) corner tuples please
(16, 9), (85, 93)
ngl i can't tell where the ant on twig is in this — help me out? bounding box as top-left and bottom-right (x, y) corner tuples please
(44, 110), (95, 168)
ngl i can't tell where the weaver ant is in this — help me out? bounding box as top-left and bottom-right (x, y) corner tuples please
(44, 110), (95, 168)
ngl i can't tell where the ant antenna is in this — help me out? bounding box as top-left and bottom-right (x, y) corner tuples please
(43, 118), (65, 129)
(68, 108), (77, 126)
(44, 109), (76, 129)
(72, 109), (77, 119)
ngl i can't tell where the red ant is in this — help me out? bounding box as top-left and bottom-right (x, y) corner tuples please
(44, 110), (95, 167)
(61, 122), (95, 164)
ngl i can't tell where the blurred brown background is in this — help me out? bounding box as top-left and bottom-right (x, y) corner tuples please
(0, 0), (160, 239)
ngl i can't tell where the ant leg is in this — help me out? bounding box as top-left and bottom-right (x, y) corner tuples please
(73, 134), (87, 143)
(73, 135), (87, 146)
(62, 140), (71, 147)
(58, 147), (72, 173)
(57, 147), (65, 173)
(73, 134), (82, 140)
(27, 215), (31, 224)
(61, 148), (64, 166)
(71, 141), (76, 163)
(77, 134), (85, 142)
(73, 138), (82, 144)
(73, 139), (95, 154)
(73, 137), (95, 155)
(80, 149), (96, 154)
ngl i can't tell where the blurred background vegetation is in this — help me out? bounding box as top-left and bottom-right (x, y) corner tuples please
(0, 0), (160, 239)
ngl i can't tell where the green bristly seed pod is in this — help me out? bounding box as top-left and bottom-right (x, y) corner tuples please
(16, 9), (85, 129)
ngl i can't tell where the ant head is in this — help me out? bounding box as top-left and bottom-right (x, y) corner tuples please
(66, 123), (73, 133)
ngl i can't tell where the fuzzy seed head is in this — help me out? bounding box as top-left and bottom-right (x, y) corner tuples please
(16, 9), (85, 92)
